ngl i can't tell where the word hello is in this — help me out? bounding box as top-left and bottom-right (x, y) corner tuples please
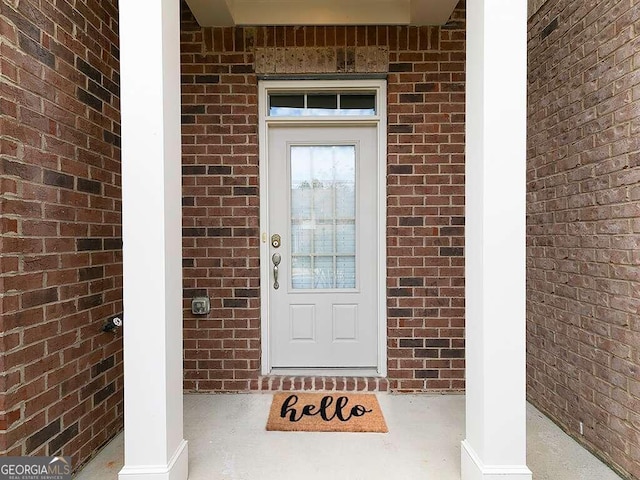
(280, 394), (373, 422)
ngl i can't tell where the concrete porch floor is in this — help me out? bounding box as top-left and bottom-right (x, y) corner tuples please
(75, 394), (622, 480)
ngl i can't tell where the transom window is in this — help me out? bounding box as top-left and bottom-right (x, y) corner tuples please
(269, 92), (376, 117)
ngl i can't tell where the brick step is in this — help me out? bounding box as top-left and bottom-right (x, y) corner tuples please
(253, 376), (389, 392)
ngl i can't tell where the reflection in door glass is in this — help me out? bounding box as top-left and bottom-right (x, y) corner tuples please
(290, 145), (356, 289)
(269, 93), (376, 116)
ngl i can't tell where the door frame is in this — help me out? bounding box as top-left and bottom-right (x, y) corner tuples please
(258, 79), (388, 376)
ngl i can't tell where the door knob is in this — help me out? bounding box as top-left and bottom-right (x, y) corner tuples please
(272, 253), (281, 290)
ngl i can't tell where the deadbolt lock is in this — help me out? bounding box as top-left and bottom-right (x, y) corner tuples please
(271, 234), (281, 248)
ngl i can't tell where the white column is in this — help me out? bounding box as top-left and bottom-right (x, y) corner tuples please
(462, 1), (531, 479)
(118, 1), (188, 479)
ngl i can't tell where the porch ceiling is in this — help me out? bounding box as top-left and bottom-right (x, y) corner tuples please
(184, 0), (459, 27)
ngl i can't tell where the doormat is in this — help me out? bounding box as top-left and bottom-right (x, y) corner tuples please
(266, 392), (388, 433)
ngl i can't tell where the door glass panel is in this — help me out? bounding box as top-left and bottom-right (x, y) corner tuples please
(314, 256), (335, 289)
(307, 94), (337, 109)
(313, 222), (334, 254)
(270, 94), (305, 116)
(291, 223), (312, 254)
(290, 145), (356, 289)
(340, 94), (376, 115)
(336, 256), (356, 288)
(268, 92), (376, 116)
(291, 256), (312, 289)
(336, 222), (355, 254)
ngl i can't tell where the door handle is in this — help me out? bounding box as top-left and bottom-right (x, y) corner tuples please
(272, 253), (281, 290)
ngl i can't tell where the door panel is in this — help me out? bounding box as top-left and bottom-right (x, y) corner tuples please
(268, 125), (378, 368)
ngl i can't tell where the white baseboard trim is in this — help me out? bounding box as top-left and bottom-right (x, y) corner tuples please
(461, 440), (532, 480)
(119, 439), (188, 480)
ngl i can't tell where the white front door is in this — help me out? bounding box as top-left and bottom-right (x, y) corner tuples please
(267, 125), (378, 368)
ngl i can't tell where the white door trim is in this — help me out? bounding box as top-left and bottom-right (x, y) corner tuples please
(258, 79), (387, 376)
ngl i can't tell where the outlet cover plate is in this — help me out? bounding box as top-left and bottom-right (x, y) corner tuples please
(191, 297), (210, 315)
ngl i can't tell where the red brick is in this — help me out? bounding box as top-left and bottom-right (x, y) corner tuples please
(181, 14), (466, 393)
(527, 1), (640, 478)
(0, 0), (122, 465)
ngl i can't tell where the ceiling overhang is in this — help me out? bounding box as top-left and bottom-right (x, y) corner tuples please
(184, 0), (459, 27)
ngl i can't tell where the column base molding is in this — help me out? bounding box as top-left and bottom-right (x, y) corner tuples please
(119, 440), (188, 480)
(461, 440), (532, 480)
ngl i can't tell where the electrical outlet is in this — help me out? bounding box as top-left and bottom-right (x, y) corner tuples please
(192, 297), (210, 315)
(579, 421), (584, 435)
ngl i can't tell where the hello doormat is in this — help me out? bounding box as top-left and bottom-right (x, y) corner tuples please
(266, 392), (388, 433)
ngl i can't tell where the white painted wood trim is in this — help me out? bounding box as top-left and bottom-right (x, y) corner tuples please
(258, 79), (387, 376)
(461, 441), (532, 480)
(118, 0), (187, 478)
(258, 83), (271, 375)
(376, 80), (388, 377)
(186, 0), (458, 26)
(463, 0), (531, 478)
(119, 440), (188, 480)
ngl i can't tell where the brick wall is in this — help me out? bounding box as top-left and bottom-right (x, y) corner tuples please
(181, 1), (466, 392)
(0, 0), (122, 470)
(527, 1), (640, 478)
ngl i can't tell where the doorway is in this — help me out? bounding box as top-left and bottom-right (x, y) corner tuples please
(258, 79), (387, 375)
